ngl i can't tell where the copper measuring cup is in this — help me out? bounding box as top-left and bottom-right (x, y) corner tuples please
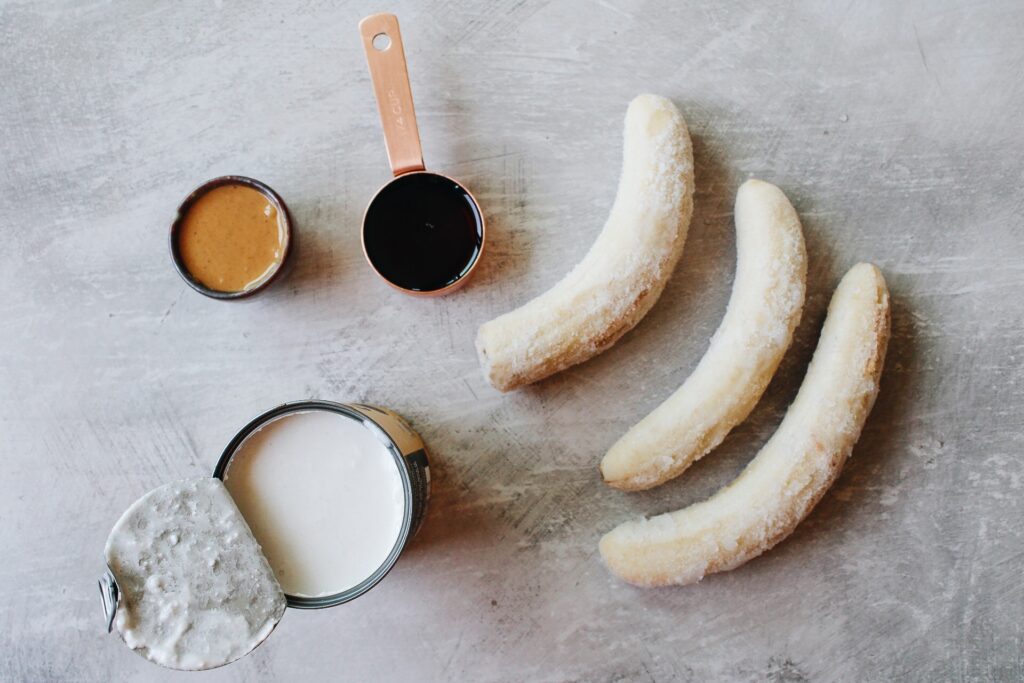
(358, 13), (486, 296)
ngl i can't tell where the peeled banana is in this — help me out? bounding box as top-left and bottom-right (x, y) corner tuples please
(600, 263), (890, 586)
(476, 94), (694, 392)
(601, 180), (807, 490)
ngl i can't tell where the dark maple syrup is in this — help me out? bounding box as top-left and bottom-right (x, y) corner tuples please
(363, 172), (483, 292)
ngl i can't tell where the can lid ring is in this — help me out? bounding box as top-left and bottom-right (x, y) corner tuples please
(98, 568), (120, 633)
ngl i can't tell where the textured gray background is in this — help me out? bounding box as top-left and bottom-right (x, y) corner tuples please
(2, 0), (1022, 681)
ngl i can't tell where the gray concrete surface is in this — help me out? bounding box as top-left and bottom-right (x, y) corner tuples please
(2, 1), (1022, 680)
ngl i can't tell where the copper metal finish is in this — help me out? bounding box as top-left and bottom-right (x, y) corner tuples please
(358, 13), (486, 297)
(359, 13), (425, 177)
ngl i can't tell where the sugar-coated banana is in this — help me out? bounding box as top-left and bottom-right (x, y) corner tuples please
(601, 180), (807, 490)
(476, 94), (694, 392)
(600, 263), (890, 586)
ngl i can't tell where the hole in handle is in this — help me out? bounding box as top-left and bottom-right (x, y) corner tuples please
(372, 33), (391, 51)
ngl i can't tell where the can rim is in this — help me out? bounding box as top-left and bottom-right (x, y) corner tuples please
(213, 400), (415, 609)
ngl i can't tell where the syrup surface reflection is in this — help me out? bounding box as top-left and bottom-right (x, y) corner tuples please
(363, 172), (483, 292)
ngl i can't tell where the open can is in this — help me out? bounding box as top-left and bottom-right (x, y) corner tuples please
(99, 400), (430, 668)
(213, 400), (431, 608)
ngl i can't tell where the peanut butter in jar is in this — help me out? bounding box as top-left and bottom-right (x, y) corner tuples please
(171, 177), (292, 299)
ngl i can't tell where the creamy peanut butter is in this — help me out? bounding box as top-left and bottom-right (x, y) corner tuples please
(177, 183), (285, 293)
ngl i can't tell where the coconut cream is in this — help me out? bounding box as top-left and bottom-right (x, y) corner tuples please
(223, 409), (406, 598)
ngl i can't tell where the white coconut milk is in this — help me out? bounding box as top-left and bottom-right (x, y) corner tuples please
(223, 409), (406, 597)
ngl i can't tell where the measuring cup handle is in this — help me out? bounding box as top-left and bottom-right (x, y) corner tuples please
(359, 13), (426, 177)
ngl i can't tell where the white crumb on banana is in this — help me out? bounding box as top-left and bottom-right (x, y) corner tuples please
(476, 94), (695, 392)
(601, 180), (808, 490)
(600, 263), (890, 587)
